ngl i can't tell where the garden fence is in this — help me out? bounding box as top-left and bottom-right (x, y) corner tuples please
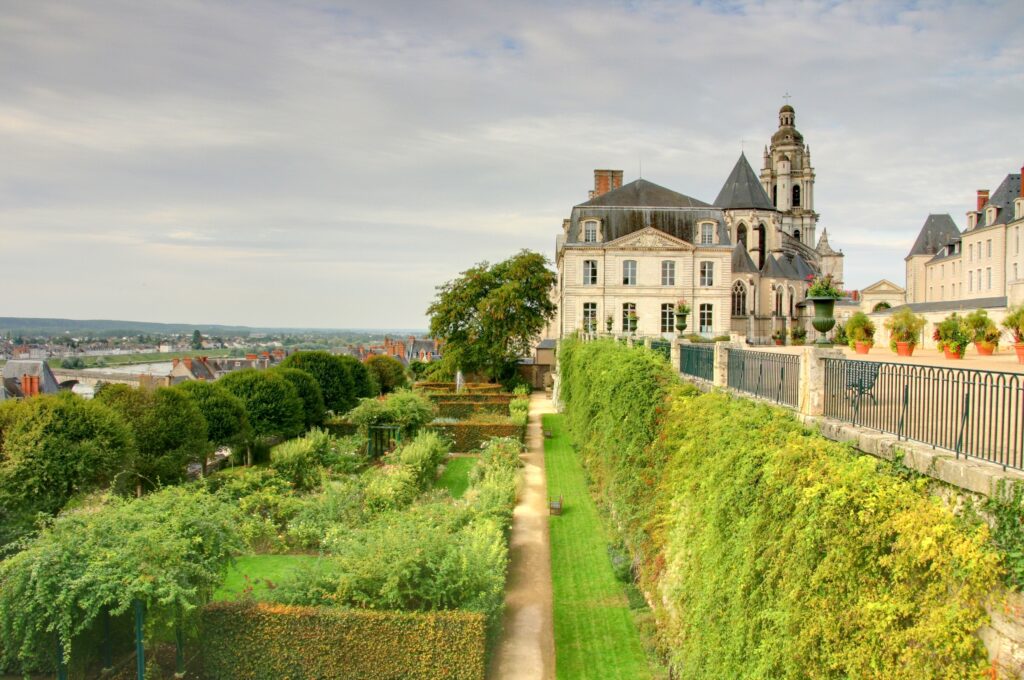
(726, 349), (800, 407)
(679, 344), (714, 381)
(650, 339), (671, 361)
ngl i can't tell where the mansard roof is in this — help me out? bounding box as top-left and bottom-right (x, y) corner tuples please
(978, 173), (1022, 228)
(714, 153), (774, 211)
(577, 178), (710, 209)
(906, 214), (961, 259)
(731, 243), (758, 274)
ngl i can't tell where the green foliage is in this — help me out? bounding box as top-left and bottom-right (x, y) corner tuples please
(337, 354), (376, 402)
(59, 356), (85, 369)
(200, 602), (486, 680)
(434, 457), (478, 499)
(832, 321), (848, 345)
(347, 389), (436, 439)
(427, 249), (557, 381)
(558, 337), (1002, 679)
(0, 393), (135, 547)
(408, 359), (429, 380)
(872, 300), (892, 312)
(933, 312), (972, 355)
(1003, 304), (1024, 343)
(365, 354), (409, 395)
(845, 311), (876, 347)
(789, 326), (807, 343)
(386, 430), (450, 490)
(205, 466), (302, 553)
(174, 380), (251, 449)
(984, 481), (1024, 589)
(361, 466), (420, 513)
(270, 438), (324, 493)
(218, 369), (305, 441)
(285, 479), (366, 550)
(0, 487), (242, 671)
(95, 384), (208, 490)
(885, 307), (926, 345)
(806, 273), (844, 299)
(965, 308), (1000, 345)
(512, 384), (531, 397)
(270, 366), (326, 428)
(427, 420), (525, 452)
(279, 350), (357, 414)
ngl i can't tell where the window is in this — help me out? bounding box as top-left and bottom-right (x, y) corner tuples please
(774, 285), (783, 315)
(793, 229), (801, 242)
(583, 260), (597, 285)
(699, 261), (714, 287)
(622, 260), (636, 285)
(969, 272), (973, 292)
(731, 281), (747, 316)
(940, 285), (944, 299)
(583, 302), (597, 331)
(737, 224), (747, 247)
(1017, 227), (1020, 255)
(969, 244), (973, 261)
(700, 223), (714, 245)
(622, 303), (636, 332)
(978, 269), (982, 290)
(660, 303), (675, 333)
(1015, 263), (1019, 280)
(987, 267), (992, 289)
(792, 184), (801, 207)
(661, 260), (675, 286)
(788, 287), (795, 318)
(987, 239), (992, 258)
(699, 304), (713, 335)
(583, 220), (598, 243)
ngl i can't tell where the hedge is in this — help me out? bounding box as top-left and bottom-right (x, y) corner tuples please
(200, 602), (486, 680)
(323, 419), (358, 437)
(559, 338), (1002, 679)
(427, 421), (525, 452)
(416, 382), (504, 394)
(425, 393), (514, 405)
(435, 400), (511, 419)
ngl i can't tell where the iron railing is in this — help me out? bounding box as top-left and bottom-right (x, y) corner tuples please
(651, 339), (671, 361)
(727, 349), (800, 407)
(368, 425), (401, 458)
(823, 358), (1024, 470)
(679, 344), (714, 382)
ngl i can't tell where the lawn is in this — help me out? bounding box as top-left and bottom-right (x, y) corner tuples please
(214, 554), (325, 602)
(544, 414), (654, 680)
(434, 456), (478, 499)
(47, 348), (236, 369)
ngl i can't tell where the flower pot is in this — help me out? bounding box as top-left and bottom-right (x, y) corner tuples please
(943, 347), (964, 360)
(675, 313), (688, 333)
(895, 341), (915, 357)
(855, 341), (872, 354)
(808, 296), (837, 345)
(1015, 343), (1024, 364)
(975, 341), (995, 356)
(774, 339), (783, 346)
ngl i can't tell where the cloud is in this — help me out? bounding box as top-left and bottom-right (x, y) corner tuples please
(1, 0), (1022, 327)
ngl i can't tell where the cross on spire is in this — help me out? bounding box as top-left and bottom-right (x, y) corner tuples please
(783, 91), (792, 103)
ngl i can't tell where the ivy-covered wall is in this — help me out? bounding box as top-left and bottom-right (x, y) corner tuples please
(559, 338), (1002, 679)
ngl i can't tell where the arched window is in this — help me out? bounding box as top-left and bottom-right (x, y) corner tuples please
(731, 281), (747, 316)
(583, 220), (598, 243)
(788, 287), (795, 318)
(793, 229), (801, 242)
(772, 184), (778, 207)
(737, 224), (747, 248)
(756, 224), (767, 270)
(792, 184), (801, 207)
(774, 285), (783, 316)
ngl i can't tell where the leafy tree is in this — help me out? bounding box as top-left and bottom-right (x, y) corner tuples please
(0, 393), (135, 547)
(270, 367), (326, 428)
(365, 355), (409, 395)
(59, 357), (85, 369)
(174, 381), (252, 473)
(408, 360), (428, 380)
(428, 249), (556, 381)
(95, 385), (208, 493)
(337, 355), (375, 401)
(280, 351), (356, 413)
(191, 329), (203, 350)
(217, 369), (304, 443)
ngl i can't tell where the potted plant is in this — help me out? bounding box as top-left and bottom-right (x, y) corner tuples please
(771, 329), (785, 346)
(806, 274), (844, 345)
(933, 313), (971, 359)
(675, 298), (690, 333)
(1003, 305), (1024, 363)
(846, 312), (875, 354)
(790, 326), (807, 346)
(605, 315), (614, 333)
(966, 309), (1000, 355)
(627, 312), (639, 335)
(884, 308), (926, 357)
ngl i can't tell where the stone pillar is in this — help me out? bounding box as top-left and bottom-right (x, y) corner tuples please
(713, 341), (731, 388)
(800, 346), (843, 416)
(644, 337), (653, 350)
(670, 338), (681, 372)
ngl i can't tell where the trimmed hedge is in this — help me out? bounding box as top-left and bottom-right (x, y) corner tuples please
(559, 338), (1001, 679)
(435, 400), (511, 419)
(200, 602), (486, 680)
(427, 421), (525, 452)
(416, 382), (504, 394)
(324, 419), (358, 437)
(425, 393), (514, 405)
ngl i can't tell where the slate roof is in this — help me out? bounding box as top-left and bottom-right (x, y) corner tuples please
(906, 214), (961, 258)
(714, 153), (774, 210)
(884, 296), (1007, 315)
(537, 339), (557, 350)
(978, 174), (1022, 228)
(760, 252), (815, 281)
(731, 243), (759, 274)
(1, 360), (60, 394)
(577, 178), (709, 209)
(0, 379), (17, 401)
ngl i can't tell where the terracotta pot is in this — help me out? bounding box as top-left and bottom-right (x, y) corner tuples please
(943, 347), (964, 360)
(895, 341), (915, 357)
(855, 341), (872, 354)
(975, 341), (995, 356)
(1015, 343), (1024, 364)
(774, 339), (783, 346)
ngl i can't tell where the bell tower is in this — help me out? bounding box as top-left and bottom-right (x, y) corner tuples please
(760, 104), (818, 248)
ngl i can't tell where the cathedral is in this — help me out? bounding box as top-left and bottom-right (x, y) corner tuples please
(554, 104), (844, 340)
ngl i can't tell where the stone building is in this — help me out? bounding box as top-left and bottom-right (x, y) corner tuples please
(554, 105), (844, 340)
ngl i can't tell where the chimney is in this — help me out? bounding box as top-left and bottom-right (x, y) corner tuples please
(977, 189), (990, 211)
(183, 358), (193, 371)
(245, 353), (257, 360)
(21, 374), (34, 397)
(172, 358), (180, 368)
(590, 169), (624, 199)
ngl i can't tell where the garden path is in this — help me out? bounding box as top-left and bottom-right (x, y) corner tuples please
(489, 392), (556, 680)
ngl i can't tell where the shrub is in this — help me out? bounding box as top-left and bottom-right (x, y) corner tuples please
(965, 308), (1000, 346)
(270, 367), (326, 428)
(365, 354), (409, 395)
(217, 369), (305, 443)
(285, 479), (365, 550)
(270, 438), (324, 493)
(200, 602), (486, 680)
(361, 466), (419, 513)
(1003, 304), (1024, 343)
(933, 312), (972, 356)
(175, 380), (251, 450)
(279, 351), (357, 414)
(426, 421), (525, 452)
(845, 311), (876, 347)
(387, 430), (450, 490)
(884, 308), (926, 349)
(347, 389), (436, 439)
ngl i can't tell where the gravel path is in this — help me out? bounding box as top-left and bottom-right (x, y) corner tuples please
(489, 392), (557, 680)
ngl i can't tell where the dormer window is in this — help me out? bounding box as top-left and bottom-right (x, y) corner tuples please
(583, 220), (599, 243)
(987, 206), (997, 226)
(968, 214), (976, 230)
(699, 222), (715, 245)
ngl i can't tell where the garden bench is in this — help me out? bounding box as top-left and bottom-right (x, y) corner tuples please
(549, 496), (563, 515)
(845, 361), (879, 405)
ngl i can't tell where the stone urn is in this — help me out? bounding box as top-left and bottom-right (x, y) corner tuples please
(808, 296), (837, 346)
(675, 311), (689, 334)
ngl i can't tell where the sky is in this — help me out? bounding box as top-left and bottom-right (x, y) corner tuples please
(2, 0), (1023, 329)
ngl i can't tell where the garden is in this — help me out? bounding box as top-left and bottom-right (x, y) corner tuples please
(0, 351), (529, 679)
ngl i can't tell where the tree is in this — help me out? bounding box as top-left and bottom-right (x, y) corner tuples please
(0, 393), (135, 547)
(279, 351), (357, 414)
(217, 369), (304, 444)
(269, 367), (326, 428)
(428, 249), (557, 381)
(337, 354), (376, 401)
(365, 355), (409, 395)
(174, 381), (252, 473)
(191, 330), (203, 350)
(95, 385), (208, 493)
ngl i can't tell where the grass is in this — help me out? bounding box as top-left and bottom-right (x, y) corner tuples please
(214, 554), (325, 602)
(46, 348), (236, 369)
(544, 414), (655, 680)
(434, 456), (478, 498)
